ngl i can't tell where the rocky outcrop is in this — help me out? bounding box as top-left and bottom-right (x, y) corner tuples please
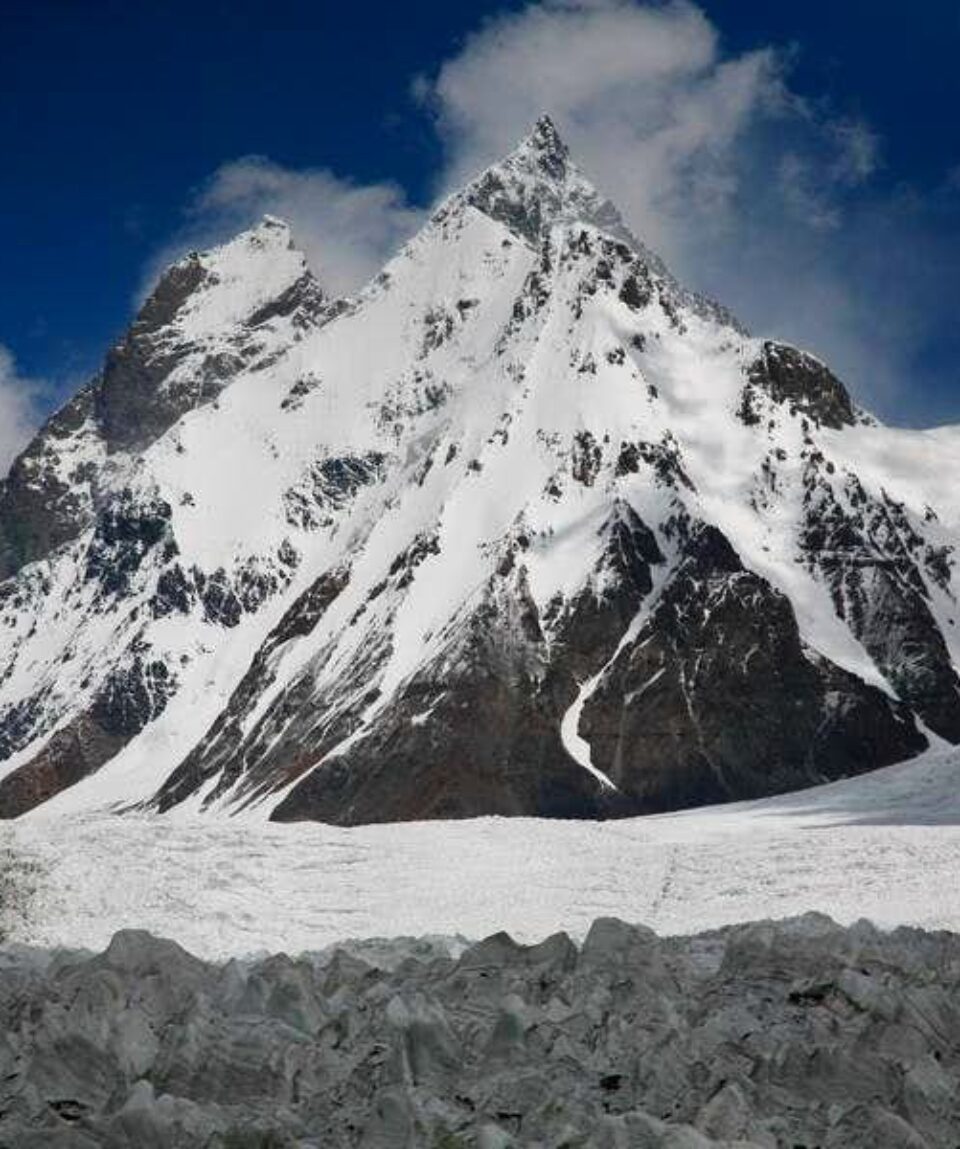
(0, 651), (177, 819)
(270, 567), (608, 824)
(271, 518), (924, 826)
(262, 507), (665, 824)
(463, 115), (635, 249)
(96, 228), (326, 455)
(0, 385), (103, 580)
(741, 341), (857, 429)
(798, 468), (960, 742)
(154, 566), (352, 813)
(580, 523), (926, 811)
(1, 915), (960, 1146)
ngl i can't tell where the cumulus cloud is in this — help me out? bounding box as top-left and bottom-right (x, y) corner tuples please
(145, 0), (955, 423)
(404, 0), (948, 421)
(0, 346), (42, 477)
(190, 158), (425, 297)
(417, 0), (785, 261)
(412, 0), (892, 266)
(138, 158), (424, 304)
(152, 0), (799, 299)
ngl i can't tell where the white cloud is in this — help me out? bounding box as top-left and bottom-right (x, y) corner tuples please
(419, 0), (785, 262)
(190, 157), (425, 298)
(153, 0), (796, 299)
(422, 4), (847, 245)
(407, 0), (941, 420)
(0, 346), (41, 478)
(829, 119), (880, 185)
(778, 153), (842, 231)
(142, 0), (954, 424)
(138, 158), (424, 307)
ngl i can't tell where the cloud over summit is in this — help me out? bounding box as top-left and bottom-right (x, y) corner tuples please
(141, 0), (960, 424)
(0, 346), (43, 477)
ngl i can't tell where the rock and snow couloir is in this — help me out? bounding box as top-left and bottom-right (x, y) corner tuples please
(0, 116), (958, 823)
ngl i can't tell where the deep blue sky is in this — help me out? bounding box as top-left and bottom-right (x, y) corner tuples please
(2, 0), (959, 424)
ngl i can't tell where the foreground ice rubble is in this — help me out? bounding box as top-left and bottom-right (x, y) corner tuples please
(1, 914), (960, 1146)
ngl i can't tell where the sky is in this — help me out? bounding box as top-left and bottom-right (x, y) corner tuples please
(1, 0), (959, 470)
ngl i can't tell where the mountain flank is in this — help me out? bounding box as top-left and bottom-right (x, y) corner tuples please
(0, 117), (957, 822)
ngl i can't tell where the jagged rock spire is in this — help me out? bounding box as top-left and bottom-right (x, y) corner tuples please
(523, 114), (571, 179)
(530, 113), (565, 150)
(453, 113), (636, 247)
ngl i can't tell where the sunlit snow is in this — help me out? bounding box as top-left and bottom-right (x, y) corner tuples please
(4, 746), (960, 961)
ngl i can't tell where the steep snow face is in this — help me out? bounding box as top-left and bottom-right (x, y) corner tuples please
(0, 217), (325, 580)
(166, 216), (315, 338)
(0, 117), (957, 823)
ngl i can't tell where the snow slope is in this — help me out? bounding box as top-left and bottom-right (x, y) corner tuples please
(0, 116), (958, 824)
(5, 745), (960, 961)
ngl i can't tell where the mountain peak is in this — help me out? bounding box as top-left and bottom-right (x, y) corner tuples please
(429, 116), (739, 331)
(137, 215), (314, 342)
(453, 115), (635, 248)
(531, 112), (564, 147)
(257, 213), (292, 234)
(5, 94), (959, 831)
(233, 214), (297, 254)
(203, 214), (299, 268)
(517, 114), (570, 178)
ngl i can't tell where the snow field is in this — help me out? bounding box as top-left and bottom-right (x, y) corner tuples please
(5, 746), (960, 961)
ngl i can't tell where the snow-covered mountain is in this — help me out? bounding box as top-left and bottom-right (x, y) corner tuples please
(1, 116), (958, 824)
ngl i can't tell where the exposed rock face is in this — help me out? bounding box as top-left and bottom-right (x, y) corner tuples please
(268, 506), (662, 823)
(798, 471), (960, 742)
(0, 217), (325, 582)
(154, 565), (352, 812)
(95, 257), (324, 454)
(741, 341), (858, 430)
(463, 115), (637, 250)
(580, 523), (926, 811)
(270, 567), (610, 824)
(1, 915), (960, 1146)
(0, 118), (958, 822)
(0, 385), (102, 580)
(0, 714), (127, 819)
(0, 652), (177, 819)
